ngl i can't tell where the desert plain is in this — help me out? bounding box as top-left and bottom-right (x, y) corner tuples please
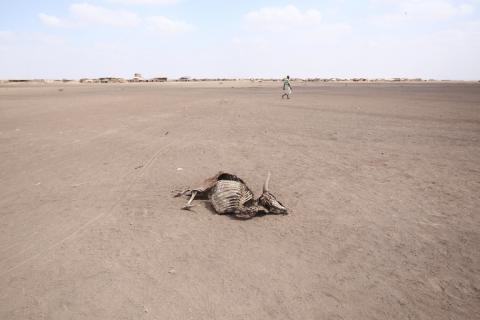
(0, 81), (479, 319)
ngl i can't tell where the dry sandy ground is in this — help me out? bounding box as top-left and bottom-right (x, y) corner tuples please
(0, 82), (479, 320)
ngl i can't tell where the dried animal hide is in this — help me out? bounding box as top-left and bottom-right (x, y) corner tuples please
(174, 171), (288, 219)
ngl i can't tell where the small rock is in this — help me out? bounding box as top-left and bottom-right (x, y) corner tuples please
(177, 168), (183, 171)
(168, 268), (176, 274)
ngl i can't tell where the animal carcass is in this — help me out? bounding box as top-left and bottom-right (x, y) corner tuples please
(174, 172), (287, 219)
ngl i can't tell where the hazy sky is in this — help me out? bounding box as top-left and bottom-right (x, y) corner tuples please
(1, 0), (479, 79)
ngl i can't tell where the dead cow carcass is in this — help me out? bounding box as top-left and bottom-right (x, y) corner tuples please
(174, 172), (287, 219)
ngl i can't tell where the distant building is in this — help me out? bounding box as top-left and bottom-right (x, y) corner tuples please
(178, 77), (191, 82)
(98, 77), (125, 83)
(131, 73), (145, 82)
(150, 77), (167, 82)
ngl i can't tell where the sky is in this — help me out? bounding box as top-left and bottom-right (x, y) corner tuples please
(0, 0), (479, 80)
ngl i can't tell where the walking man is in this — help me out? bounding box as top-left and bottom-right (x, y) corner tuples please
(282, 75), (292, 99)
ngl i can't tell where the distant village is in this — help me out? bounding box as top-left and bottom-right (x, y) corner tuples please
(0, 73), (472, 84)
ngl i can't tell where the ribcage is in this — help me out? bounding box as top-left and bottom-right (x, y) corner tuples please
(209, 180), (254, 214)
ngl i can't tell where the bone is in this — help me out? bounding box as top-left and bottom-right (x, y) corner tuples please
(181, 190), (198, 210)
(263, 171), (271, 193)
